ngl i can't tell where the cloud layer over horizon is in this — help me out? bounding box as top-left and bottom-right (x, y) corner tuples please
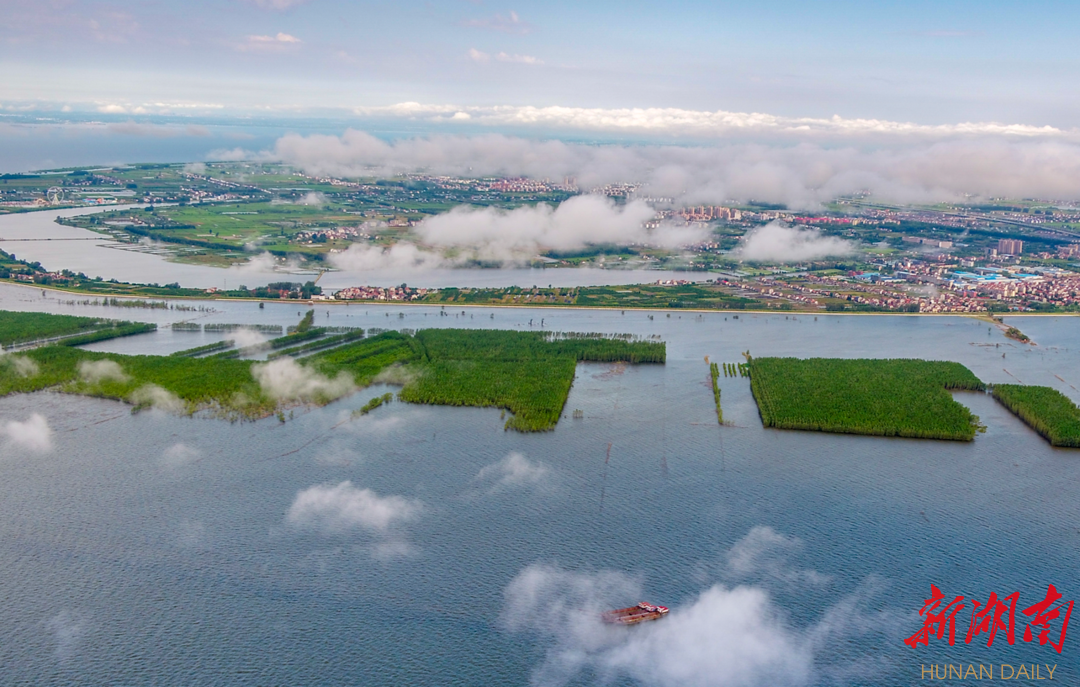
(270, 129), (1080, 210)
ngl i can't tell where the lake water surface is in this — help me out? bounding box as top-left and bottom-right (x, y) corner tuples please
(1, 287), (1079, 686)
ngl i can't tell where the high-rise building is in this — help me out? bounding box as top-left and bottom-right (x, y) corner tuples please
(998, 239), (1023, 255)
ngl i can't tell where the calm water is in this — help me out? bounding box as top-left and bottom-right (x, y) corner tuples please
(0, 207), (689, 290)
(1, 288), (1079, 686)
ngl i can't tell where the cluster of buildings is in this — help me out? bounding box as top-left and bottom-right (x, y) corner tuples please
(903, 236), (954, 249)
(332, 285), (431, 301)
(296, 226), (369, 242)
(677, 206), (743, 222)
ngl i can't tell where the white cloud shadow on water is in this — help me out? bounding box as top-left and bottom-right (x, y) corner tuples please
(2, 413), (53, 453)
(286, 481), (424, 559)
(736, 222), (856, 263)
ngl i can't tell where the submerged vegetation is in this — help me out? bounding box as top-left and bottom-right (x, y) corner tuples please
(992, 384), (1080, 447)
(749, 357), (986, 441)
(0, 310), (664, 431)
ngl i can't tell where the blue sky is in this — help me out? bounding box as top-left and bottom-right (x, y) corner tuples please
(2, 0), (1078, 127)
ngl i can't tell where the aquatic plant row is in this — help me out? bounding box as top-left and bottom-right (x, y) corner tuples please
(749, 357), (986, 441)
(992, 384), (1080, 448)
(709, 362), (722, 423)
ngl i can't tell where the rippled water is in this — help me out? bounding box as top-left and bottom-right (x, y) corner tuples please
(1, 289), (1079, 685)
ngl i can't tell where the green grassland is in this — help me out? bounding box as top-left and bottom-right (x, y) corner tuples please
(749, 357), (986, 441)
(0, 313), (664, 430)
(992, 384), (1080, 447)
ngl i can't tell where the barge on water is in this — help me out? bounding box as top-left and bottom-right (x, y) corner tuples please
(602, 602), (670, 625)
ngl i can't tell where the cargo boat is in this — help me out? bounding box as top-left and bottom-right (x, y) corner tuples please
(602, 602), (670, 625)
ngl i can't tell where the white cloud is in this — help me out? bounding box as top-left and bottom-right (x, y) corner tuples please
(129, 384), (186, 413)
(353, 103), (1068, 139)
(77, 359), (129, 384)
(252, 358), (355, 402)
(475, 452), (550, 492)
(183, 162), (207, 174)
(161, 442), (201, 468)
(724, 526), (832, 586)
(462, 10), (532, 34)
(328, 242), (449, 271)
(736, 222), (856, 262)
(286, 480), (424, 553)
(231, 328), (267, 349)
(1, 413), (53, 453)
(272, 129), (1080, 209)
(296, 191), (327, 206)
(496, 52), (543, 65)
(239, 32), (302, 51)
(1, 354), (39, 378)
(468, 48), (490, 62)
(415, 195), (707, 262)
(46, 610), (87, 659)
(502, 564), (815, 687)
(244, 0), (311, 9)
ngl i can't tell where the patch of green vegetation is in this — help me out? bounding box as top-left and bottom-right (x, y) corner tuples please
(0, 310), (107, 347)
(0, 311), (664, 430)
(709, 361), (722, 423)
(1004, 326), (1031, 343)
(992, 385), (1080, 447)
(354, 392), (394, 417)
(268, 328), (366, 360)
(749, 357), (986, 441)
(0, 346), (274, 418)
(54, 322), (157, 347)
(171, 340), (235, 357)
(395, 329), (664, 431)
